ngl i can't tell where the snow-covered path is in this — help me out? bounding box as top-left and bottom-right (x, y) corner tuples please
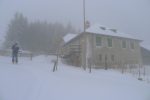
(0, 56), (150, 100)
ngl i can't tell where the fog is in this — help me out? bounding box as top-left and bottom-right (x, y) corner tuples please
(0, 0), (150, 48)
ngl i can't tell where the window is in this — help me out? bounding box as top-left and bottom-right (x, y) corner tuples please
(107, 38), (112, 47)
(111, 55), (115, 62)
(96, 36), (102, 46)
(130, 42), (135, 49)
(122, 40), (126, 48)
(99, 54), (102, 61)
(100, 27), (106, 30)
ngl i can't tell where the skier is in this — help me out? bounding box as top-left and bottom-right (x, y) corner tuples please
(12, 43), (19, 64)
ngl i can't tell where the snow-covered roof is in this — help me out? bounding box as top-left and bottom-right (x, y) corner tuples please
(63, 24), (141, 45)
(20, 50), (31, 54)
(86, 24), (141, 40)
(63, 33), (78, 43)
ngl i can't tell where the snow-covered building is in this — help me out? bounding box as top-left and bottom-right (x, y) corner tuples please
(62, 24), (142, 69)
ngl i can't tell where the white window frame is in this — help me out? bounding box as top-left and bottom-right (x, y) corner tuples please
(95, 35), (102, 47)
(107, 37), (113, 48)
(122, 40), (126, 49)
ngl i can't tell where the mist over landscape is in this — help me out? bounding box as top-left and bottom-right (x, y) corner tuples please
(0, 1), (150, 100)
(0, 0), (150, 48)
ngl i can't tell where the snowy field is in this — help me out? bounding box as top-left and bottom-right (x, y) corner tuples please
(0, 55), (150, 100)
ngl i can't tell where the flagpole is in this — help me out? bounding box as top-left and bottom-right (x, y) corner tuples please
(83, 0), (86, 32)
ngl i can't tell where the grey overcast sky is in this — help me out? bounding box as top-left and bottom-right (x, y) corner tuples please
(0, 0), (150, 48)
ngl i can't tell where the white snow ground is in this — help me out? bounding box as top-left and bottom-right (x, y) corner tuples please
(0, 56), (150, 100)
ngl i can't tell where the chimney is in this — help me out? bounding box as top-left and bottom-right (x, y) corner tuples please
(85, 20), (90, 29)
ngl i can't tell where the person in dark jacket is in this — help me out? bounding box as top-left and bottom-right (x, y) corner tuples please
(12, 43), (19, 64)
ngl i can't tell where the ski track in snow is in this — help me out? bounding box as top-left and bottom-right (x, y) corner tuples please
(0, 56), (150, 100)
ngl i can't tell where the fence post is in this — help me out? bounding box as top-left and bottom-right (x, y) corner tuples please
(138, 64), (143, 81)
(88, 58), (92, 73)
(30, 53), (33, 61)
